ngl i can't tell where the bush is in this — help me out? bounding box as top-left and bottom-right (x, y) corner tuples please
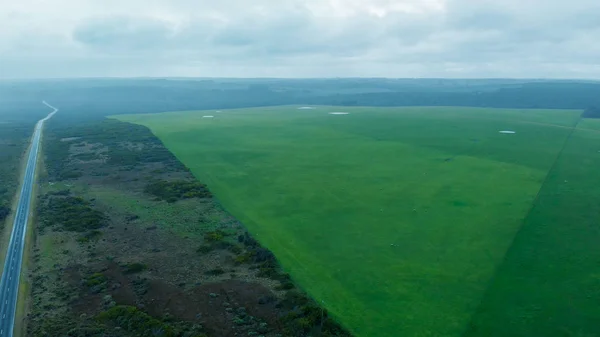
(196, 245), (213, 254)
(0, 205), (10, 222)
(204, 230), (226, 242)
(234, 252), (254, 264)
(97, 305), (176, 337)
(228, 245), (243, 254)
(41, 196), (106, 232)
(85, 273), (107, 287)
(82, 230), (103, 242)
(144, 180), (212, 202)
(123, 263), (148, 274)
(48, 189), (71, 196)
(276, 281), (295, 291)
(277, 291), (352, 337)
(204, 268), (225, 276)
(254, 248), (275, 263)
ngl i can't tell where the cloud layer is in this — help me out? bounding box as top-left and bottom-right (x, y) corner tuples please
(1, 0), (599, 78)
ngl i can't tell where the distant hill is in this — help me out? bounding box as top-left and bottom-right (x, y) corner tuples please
(3, 79), (600, 124)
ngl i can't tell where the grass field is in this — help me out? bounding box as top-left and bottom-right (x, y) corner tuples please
(465, 119), (600, 337)
(117, 106), (598, 336)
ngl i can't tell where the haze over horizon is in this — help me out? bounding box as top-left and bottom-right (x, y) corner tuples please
(1, 0), (599, 79)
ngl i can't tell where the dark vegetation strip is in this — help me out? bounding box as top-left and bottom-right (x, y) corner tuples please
(464, 115), (600, 336)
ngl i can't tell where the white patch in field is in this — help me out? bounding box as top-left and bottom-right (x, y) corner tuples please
(298, 107), (315, 110)
(203, 116), (214, 118)
(329, 112), (349, 115)
(499, 130), (516, 134)
(60, 137), (81, 142)
(215, 111), (222, 113)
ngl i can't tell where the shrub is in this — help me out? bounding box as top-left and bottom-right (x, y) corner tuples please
(204, 230), (226, 242)
(277, 291), (352, 337)
(144, 180), (212, 202)
(276, 281), (295, 291)
(204, 268), (225, 276)
(123, 263), (148, 274)
(226, 243), (242, 255)
(48, 189), (71, 196)
(196, 245), (213, 254)
(41, 196), (106, 232)
(254, 248), (275, 263)
(0, 205), (9, 222)
(234, 251), (254, 264)
(83, 230), (103, 242)
(97, 305), (175, 337)
(85, 273), (107, 287)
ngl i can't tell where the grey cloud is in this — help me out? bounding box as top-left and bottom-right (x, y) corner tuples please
(447, 8), (514, 31)
(2, 0), (600, 78)
(209, 7), (385, 57)
(73, 16), (173, 51)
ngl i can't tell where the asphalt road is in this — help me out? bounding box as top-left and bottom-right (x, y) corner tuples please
(0, 102), (57, 337)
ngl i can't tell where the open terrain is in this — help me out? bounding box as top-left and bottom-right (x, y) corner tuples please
(27, 118), (348, 336)
(465, 118), (600, 337)
(118, 106), (600, 336)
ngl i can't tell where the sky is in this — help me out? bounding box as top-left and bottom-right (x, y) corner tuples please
(1, 0), (599, 79)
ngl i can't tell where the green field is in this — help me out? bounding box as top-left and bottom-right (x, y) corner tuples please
(117, 106), (600, 336)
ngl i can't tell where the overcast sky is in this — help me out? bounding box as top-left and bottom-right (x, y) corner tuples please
(1, 0), (599, 79)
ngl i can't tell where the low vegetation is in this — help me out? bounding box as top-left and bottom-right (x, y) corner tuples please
(97, 305), (179, 337)
(43, 119), (188, 182)
(39, 194), (106, 233)
(0, 205), (10, 224)
(119, 106), (597, 336)
(29, 117), (351, 337)
(10, 78), (600, 337)
(465, 123), (600, 337)
(145, 179), (212, 203)
(122, 262), (148, 274)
